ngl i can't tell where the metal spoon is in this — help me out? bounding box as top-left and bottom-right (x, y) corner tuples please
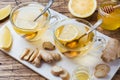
(34, 0), (54, 21)
(66, 19), (103, 48)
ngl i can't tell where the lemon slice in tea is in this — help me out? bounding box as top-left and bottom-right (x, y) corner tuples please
(55, 25), (79, 42)
(14, 6), (41, 29)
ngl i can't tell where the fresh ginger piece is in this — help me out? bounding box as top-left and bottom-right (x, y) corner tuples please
(20, 48), (30, 59)
(24, 50), (34, 61)
(32, 53), (41, 67)
(42, 42), (55, 50)
(94, 64), (110, 78)
(51, 66), (63, 76)
(51, 65), (69, 80)
(101, 38), (120, 62)
(40, 51), (54, 63)
(29, 48), (39, 62)
(50, 53), (61, 61)
(60, 70), (69, 80)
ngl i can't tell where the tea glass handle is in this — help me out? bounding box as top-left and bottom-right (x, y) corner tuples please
(90, 36), (106, 56)
(49, 15), (63, 30)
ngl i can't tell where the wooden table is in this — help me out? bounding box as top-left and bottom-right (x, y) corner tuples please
(0, 0), (120, 80)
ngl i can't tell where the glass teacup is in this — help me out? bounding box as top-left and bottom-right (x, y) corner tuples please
(53, 19), (97, 58)
(72, 65), (91, 80)
(10, 2), (51, 41)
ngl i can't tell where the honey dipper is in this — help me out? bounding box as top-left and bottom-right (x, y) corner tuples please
(102, 4), (120, 14)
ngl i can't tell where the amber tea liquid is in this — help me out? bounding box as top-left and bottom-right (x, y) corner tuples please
(11, 3), (49, 41)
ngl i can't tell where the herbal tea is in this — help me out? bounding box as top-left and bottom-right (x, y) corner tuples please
(10, 3), (50, 41)
(54, 20), (94, 58)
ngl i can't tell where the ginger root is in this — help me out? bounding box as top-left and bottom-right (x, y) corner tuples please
(40, 51), (54, 63)
(101, 38), (120, 62)
(20, 48), (61, 68)
(40, 51), (61, 63)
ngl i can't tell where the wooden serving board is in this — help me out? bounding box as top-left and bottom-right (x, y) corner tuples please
(0, 9), (120, 80)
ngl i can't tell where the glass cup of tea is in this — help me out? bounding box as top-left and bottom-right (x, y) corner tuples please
(72, 65), (92, 80)
(98, 0), (120, 30)
(10, 2), (55, 41)
(53, 19), (105, 58)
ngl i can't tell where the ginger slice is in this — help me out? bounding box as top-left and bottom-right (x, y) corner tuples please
(20, 48), (30, 59)
(59, 70), (69, 80)
(95, 64), (110, 73)
(29, 48), (39, 62)
(94, 64), (110, 78)
(32, 53), (41, 67)
(51, 66), (63, 76)
(94, 69), (107, 78)
(51, 65), (69, 80)
(24, 50), (34, 61)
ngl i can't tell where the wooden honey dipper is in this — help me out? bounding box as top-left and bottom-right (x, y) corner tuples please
(102, 4), (120, 13)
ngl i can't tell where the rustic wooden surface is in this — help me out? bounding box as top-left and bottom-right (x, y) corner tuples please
(0, 0), (120, 80)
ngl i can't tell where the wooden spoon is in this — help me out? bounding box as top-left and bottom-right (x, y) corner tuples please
(102, 4), (120, 14)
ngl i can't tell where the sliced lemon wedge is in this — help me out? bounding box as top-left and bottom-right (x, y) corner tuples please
(0, 26), (13, 50)
(68, 0), (97, 18)
(55, 25), (79, 42)
(0, 5), (12, 20)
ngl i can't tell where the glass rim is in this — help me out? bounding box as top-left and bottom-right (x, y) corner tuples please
(53, 19), (96, 51)
(10, 2), (51, 31)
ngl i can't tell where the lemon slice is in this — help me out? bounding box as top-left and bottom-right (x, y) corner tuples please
(55, 25), (79, 42)
(15, 19), (38, 29)
(0, 5), (12, 20)
(13, 6), (40, 30)
(68, 0), (97, 18)
(0, 26), (13, 50)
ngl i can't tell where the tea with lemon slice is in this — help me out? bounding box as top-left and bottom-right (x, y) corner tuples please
(54, 22), (94, 58)
(10, 3), (49, 41)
